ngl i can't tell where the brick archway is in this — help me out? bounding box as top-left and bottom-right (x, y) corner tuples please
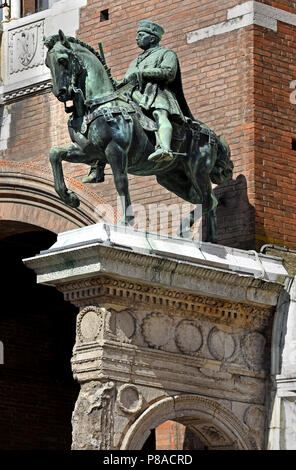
(0, 161), (115, 234)
(120, 395), (252, 450)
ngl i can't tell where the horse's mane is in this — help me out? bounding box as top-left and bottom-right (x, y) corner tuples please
(45, 35), (104, 65)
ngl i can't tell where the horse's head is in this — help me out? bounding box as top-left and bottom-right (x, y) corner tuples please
(44, 30), (80, 102)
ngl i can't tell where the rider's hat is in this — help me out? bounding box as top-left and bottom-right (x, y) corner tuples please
(137, 20), (164, 40)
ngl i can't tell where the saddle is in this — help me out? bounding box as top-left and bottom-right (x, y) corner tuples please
(80, 82), (218, 152)
(80, 81), (158, 135)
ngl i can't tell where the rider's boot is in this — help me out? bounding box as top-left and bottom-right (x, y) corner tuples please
(82, 162), (105, 184)
(148, 112), (173, 162)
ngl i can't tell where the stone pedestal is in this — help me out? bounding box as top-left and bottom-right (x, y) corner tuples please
(24, 224), (288, 450)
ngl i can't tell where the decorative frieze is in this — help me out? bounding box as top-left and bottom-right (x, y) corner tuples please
(73, 305), (269, 379)
(58, 275), (273, 331)
(207, 327), (237, 362)
(1, 80), (52, 104)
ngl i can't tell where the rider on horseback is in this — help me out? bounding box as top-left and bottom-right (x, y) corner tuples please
(83, 20), (194, 183)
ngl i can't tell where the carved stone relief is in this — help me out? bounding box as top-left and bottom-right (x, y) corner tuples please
(243, 404), (265, 449)
(141, 312), (174, 349)
(207, 327), (236, 361)
(243, 405), (265, 432)
(76, 306), (104, 344)
(8, 21), (45, 75)
(117, 384), (143, 415)
(198, 425), (228, 447)
(175, 319), (203, 355)
(241, 332), (266, 371)
(72, 380), (115, 450)
(114, 310), (136, 342)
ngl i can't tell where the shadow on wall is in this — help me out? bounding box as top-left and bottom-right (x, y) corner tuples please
(213, 174), (255, 250)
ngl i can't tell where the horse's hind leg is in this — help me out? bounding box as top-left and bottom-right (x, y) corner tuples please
(178, 206), (201, 239)
(49, 143), (87, 208)
(105, 141), (134, 225)
(205, 209), (217, 243)
(205, 192), (218, 243)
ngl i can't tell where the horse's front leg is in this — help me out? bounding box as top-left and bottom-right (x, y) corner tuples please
(49, 144), (82, 208)
(205, 192), (218, 243)
(105, 141), (134, 226)
(205, 208), (217, 243)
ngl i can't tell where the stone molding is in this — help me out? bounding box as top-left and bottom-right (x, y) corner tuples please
(72, 380), (115, 450)
(59, 276), (273, 330)
(116, 384), (143, 415)
(0, 162), (97, 231)
(187, 1), (296, 44)
(0, 107), (11, 151)
(0, 161), (116, 231)
(24, 224), (286, 307)
(119, 394), (252, 450)
(0, 80), (51, 105)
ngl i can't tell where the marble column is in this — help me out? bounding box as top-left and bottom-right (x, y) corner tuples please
(10, 0), (21, 19)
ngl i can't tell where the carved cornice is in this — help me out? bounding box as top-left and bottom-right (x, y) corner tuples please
(58, 275), (274, 329)
(0, 80), (52, 105)
(26, 239), (284, 306)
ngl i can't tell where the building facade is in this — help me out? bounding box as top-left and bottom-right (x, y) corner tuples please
(1, 0), (296, 450)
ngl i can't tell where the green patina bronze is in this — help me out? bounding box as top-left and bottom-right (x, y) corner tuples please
(44, 22), (233, 242)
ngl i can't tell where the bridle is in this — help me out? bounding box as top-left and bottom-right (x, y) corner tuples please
(51, 43), (87, 114)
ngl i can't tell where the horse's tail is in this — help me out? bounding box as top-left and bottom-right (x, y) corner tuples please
(210, 136), (233, 185)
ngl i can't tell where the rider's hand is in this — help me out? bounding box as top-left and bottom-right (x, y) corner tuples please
(125, 72), (138, 83)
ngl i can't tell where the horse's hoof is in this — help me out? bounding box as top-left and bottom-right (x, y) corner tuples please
(67, 192), (80, 208)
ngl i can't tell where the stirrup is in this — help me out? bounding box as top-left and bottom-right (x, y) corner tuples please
(82, 167), (105, 184)
(148, 147), (173, 162)
(82, 170), (97, 184)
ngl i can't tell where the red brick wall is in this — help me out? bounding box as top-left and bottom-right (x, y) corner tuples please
(252, 18), (296, 248)
(22, 0), (36, 16)
(155, 421), (206, 450)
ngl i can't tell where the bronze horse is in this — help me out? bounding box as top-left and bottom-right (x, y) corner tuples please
(45, 30), (232, 242)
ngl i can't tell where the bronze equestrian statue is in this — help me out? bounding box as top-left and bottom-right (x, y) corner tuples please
(44, 21), (233, 242)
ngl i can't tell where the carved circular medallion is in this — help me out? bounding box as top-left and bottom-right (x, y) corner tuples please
(78, 306), (103, 342)
(116, 311), (136, 339)
(208, 327), (236, 361)
(141, 313), (173, 349)
(175, 320), (203, 355)
(117, 384), (143, 415)
(241, 332), (266, 370)
(243, 405), (264, 432)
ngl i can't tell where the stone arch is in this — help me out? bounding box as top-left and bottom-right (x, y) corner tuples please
(120, 395), (251, 450)
(0, 161), (115, 234)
